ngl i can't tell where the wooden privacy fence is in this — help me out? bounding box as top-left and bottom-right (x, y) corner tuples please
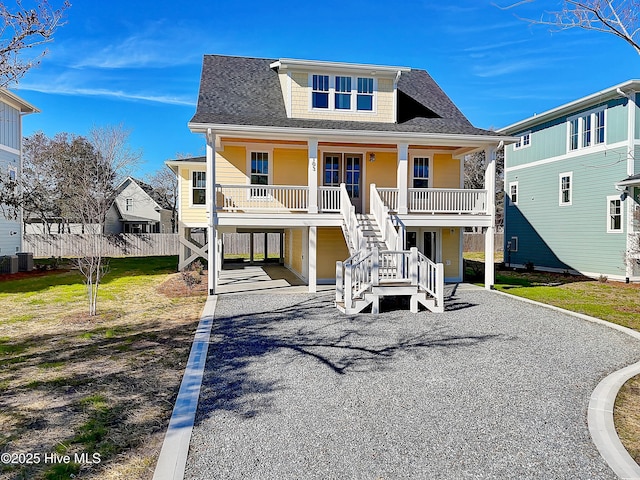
(463, 233), (504, 252)
(24, 234), (179, 258)
(222, 233), (281, 255)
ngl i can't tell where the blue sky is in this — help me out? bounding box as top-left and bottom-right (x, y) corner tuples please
(12, 0), (640, 178)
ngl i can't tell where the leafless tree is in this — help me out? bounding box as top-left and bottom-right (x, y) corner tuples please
(464, 149), (505, 231)
(68, 125), (141, 316)
(499, 0), (640, 55)
(1, 0), (70, 86)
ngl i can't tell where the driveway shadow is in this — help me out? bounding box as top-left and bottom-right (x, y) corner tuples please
(196, 293), (499, 422)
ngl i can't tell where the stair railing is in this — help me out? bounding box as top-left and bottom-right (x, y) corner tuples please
(340, 183), (366, 253)
(370, 184), (403, 251)
(412, 247), (444, 309)
(336, 248), (375, 310)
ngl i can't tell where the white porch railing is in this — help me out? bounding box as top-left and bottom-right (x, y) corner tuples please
(318, 186), (341, 212)
(377, 187), (488, 214)
(215, 184), (309, 211)
(370, 184), (403, 250)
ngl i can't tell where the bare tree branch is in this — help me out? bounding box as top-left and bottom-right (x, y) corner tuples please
(497, 0), (640, 55)
(0, 0), (70, 87)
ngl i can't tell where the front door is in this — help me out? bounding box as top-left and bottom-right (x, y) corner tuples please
(323, 153), (363, 213)
(345, 155), (362, 212)
(423, 231), (437, 262)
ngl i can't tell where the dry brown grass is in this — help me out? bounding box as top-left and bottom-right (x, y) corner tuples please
(0, 257), (206, 479)
(615, 374), (640, 464)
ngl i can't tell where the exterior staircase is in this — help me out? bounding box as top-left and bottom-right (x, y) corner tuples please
(335, 184), (445, 315)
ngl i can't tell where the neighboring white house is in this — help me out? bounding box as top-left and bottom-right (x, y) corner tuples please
(0, 89), (37, 255)
(104, 177), (174, 234)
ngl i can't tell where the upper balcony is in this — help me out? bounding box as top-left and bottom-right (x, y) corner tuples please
(215, 184), (488, 216)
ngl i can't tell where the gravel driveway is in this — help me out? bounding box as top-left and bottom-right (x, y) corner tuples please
(184, 286), (640, 479)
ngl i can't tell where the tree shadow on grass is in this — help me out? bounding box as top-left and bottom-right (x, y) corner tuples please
(196, 292), (499, 423)
(0, 316), (198, 480)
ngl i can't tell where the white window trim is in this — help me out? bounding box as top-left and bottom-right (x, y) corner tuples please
(7, 165), (17, 182)
(410, 155), (432, 188)
(190, 169), (207, 208)
(246, 149), (273, 200)
(508, 236), (518, 252)
(513, 131), (531, 150)
(567, 106), (607, 152)
(508, 181), (519, 206)
(559, 172), (572, 206)
(308, 73), (378, 114)
(606, 195), (624, 234)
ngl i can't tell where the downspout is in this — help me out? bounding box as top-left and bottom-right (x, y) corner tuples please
(393, 70), (403, 124)
(617, 87), (637, 281)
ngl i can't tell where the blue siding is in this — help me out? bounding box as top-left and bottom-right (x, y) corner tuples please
(505, 146), (629, 277)
(0, 102), (20, 150)
(0, 149), (21, 255)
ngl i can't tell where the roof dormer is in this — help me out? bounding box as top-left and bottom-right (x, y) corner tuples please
(270, 58), (410, 123)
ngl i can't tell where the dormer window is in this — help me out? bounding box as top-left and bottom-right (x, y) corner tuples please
(335, 76), (351, 110)
(357, 77), (374, 111)
(310, 74), (376, 112)
(312, 75), (329, 109)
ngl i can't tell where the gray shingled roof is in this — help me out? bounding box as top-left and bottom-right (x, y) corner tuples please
(190, 55), (498, 137)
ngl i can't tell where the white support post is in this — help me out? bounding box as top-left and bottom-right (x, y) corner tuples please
(308, 138), (319, 214)
(371, 247), (379, 286)
(484, 147), (496, 289)
(206, 131), (217, 295)
(308, 226), (317, 293)
(409, 247), (418, 285)
(397, 143), (409, 214)
(336, 261), (343, 303)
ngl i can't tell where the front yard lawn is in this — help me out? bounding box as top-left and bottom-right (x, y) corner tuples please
(0, 256), (206, 480)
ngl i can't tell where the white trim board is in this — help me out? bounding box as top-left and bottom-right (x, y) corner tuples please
(505, 140), (627, 173)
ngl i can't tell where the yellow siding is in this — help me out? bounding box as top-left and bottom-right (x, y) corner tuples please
(273, 148), (308, 185)
(289, 72), (395, 123)
(179, 166), (207, 224)
(441, 228), (461, 279)
(290, 228), (303, 277)
(432, 154), (461, 188)
(366, 151), (397, 189)
(317, 227), (349, 280)
(216, 145), (247, 184)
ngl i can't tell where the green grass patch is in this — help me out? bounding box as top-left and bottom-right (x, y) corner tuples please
(38, 361), (65, 370)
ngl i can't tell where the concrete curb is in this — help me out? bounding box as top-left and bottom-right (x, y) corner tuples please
(491, 289), (640, 479)
(152, 295), (217, 480)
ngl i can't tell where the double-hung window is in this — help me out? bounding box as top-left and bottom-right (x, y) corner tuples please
(312, 75), (329, 109)
(192, 171), (206, 205)
(250, 152), (269, 197)
(335, 76), (351, 110)
(412, 157), (429, 188)
(514, 131), (531, 150)
(357, 77), (374, 111)
(559, 173), (572, 206)
(568, 108), (605, 151)
(509, 182), (519, 206)
(607, 196), (623, 233)
(125, 198), (133, 211)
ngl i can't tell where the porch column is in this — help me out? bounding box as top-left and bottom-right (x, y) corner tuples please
(308, 226), (317, 293)
(397, 143), (409, 214)
(484, 147), (496, 289)
(308, 138), (319, 213)
(206, 130), (217, 295)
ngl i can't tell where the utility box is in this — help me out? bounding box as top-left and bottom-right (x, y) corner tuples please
(0, 256), (19, 274)
(17, 252), (34, 272)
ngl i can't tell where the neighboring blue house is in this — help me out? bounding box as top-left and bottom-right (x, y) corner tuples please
(0, 89), (37, 256)
(499, 80), (640, 282)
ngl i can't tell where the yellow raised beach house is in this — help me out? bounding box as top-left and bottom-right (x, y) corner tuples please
(168, 55), (513, 313)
